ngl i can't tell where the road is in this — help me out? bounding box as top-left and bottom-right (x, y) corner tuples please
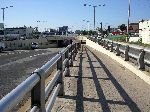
(52, 45), (150, 112)
(0, 48), (62, 99)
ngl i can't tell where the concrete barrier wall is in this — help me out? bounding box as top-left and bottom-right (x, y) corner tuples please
(3, 38), (58, 50)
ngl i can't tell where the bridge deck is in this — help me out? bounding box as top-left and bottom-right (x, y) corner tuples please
(52, 45), (150, 112)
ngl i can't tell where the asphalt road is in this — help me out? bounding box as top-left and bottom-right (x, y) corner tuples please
(0, 48), (62, 99)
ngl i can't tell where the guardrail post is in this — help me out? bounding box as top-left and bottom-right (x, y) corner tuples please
(116, 44), (120, 56)
(103, 40), (106, 48)
(65, 48), (70, 77)
(138, 49), (145, 70)
(101, 39), (103, 46)
(110, 41), (113, 52)
(124, 45), (129, 61)
(31, 69), (46, 112)
(57, 53), (64, 96)
(106, 41), (109, 50)
(69, 44), (73, 67)
(73, 43), (77, 60)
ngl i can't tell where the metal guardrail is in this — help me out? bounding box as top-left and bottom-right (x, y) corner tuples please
(0, 42), (81, 112)
(87, 36), (150, 71)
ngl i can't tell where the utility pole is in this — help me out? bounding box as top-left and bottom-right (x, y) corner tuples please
(93, 6), (97, 30)
(127, 0), (131, 42)
(84, 4), (105, 31)
(1, 6), (13, 39)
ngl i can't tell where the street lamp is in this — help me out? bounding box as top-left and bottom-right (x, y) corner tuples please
(1, 6), (13, 39)
(127, 0), (131, 42)
(84, 3), (105, 30)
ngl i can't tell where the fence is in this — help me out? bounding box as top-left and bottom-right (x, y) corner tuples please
(87, 36), (150, 72)
(0, 42), (80, 112)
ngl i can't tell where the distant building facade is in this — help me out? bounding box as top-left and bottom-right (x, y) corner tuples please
(58, 26), (68, 35)
(5, 26), (34, 39)
(139, 20), (150, 44)
(129, 23), (139, 33)
(0, 23), (4, 39)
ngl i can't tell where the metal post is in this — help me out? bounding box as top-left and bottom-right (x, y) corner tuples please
(70, 44), (73, 66)
(93, 6), (96, 30)
(116, 44), (120, 56)
(125, 45), (129, 61)
(110, 41), (113, 52)
(73, 43), (77, 60)
(1, 8), (5, 39)
(127, 0), (131, 42)
(106, 41), (109, 50)
(65, 48), (70, 77)
(103, 40), (106, 48)
(31, 69), (46, 112)
(138, 49), (145, 70)
(57, 53), (64, 96)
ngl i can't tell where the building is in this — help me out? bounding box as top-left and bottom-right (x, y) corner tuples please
(58, 26), (68, 35)
(139, 20), (150, 44)
(0, 23), (4, 30)
(5, 26), (34, 40)
(129, 23), (139, 33)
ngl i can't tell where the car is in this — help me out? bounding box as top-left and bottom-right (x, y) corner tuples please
(31, 42), (38, 49)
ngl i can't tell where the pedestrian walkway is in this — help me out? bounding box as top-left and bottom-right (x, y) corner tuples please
(52, 45), (150, 112)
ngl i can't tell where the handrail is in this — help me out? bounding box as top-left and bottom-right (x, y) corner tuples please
(0, 42), (80, 112)
(87, 36), (150, 71)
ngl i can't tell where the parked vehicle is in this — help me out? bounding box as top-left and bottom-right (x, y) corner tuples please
(31, 42), (38, 49)
(0, 42), (5, 52)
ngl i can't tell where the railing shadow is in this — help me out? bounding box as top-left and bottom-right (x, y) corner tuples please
(76, 45), (84, 111)
(85, 47), (111, 112)
(86, 46), (141, 112)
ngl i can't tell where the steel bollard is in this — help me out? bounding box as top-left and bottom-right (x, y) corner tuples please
(138, 49), (145, 70)
(116, 44), (121, 56)
(124, 45), (129, 61)
(31, 68), (46, 112)
(110, 41), (113, 52)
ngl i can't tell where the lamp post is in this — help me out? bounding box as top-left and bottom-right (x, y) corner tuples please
(1, 6), (13, 39)
(127, 0), (131, 42)
(84, 4), (105, 30)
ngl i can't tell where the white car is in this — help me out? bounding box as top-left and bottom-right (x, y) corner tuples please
(31, 42), (38, 49)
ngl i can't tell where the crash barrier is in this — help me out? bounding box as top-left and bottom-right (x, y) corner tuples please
(0, 42), (81, 112)
(87, 36), (150, 71)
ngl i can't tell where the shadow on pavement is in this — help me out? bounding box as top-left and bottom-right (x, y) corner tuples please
(86, 46), (141, 112)
(59, 45), (141, 112)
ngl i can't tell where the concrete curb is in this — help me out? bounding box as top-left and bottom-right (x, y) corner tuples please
(85, 38), (150, 86)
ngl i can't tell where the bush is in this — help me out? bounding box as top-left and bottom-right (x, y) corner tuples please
(110, 34), (127, 42)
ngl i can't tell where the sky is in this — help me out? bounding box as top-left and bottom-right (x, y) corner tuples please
(0, 0), (150, 31)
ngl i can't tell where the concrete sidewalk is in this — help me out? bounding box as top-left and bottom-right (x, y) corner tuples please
(52, 45), (150, 112)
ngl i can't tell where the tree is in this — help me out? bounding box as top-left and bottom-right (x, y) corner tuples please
(119, 24), (127, 32)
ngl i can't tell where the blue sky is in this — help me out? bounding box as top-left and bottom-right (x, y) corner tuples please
(0, 0), (150, 31)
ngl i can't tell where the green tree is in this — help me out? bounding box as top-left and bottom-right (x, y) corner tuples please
(119, 24), (127, 32)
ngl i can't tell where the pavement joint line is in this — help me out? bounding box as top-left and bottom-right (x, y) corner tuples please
(86, 38), (150, 86)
